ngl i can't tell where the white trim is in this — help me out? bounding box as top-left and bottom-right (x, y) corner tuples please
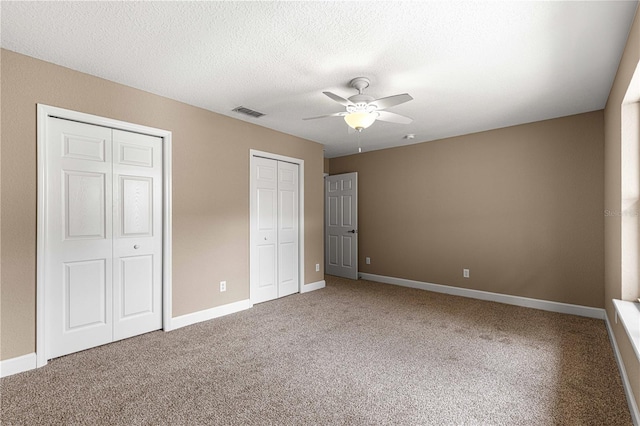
(0, 353), (37, 378)
(162, 124), (174, 332)
(613, 299), (640, 361)
(359, 273), (606, 319)
(36, 104), (173, 366)
(249, 149), (305, 303)
(605, 314), (640, 426)
(301, 280), (326, 293)
(170, 299), (253, 331)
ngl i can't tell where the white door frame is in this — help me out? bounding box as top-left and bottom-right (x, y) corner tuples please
(249, 150), (304, 302)
(36, 104), (173, 367)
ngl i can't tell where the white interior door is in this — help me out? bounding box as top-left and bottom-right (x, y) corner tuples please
(46, 118), (162, 359)
(277, 161), (299, 297)
(252, 157), (279, 303)
(112, 129), (163, 341)
(325, 172), (358, 279)
(47, 119), (114, 358)
(250, 156), (299, 303)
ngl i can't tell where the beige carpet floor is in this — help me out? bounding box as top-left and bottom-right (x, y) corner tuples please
(0, 276), (633, 425)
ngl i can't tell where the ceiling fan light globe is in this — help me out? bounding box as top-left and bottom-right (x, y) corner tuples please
(344, 112), (377, 131)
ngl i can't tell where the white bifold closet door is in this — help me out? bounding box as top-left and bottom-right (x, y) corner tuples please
(46, 118), (162, 359)
(251, 157), (299, 304)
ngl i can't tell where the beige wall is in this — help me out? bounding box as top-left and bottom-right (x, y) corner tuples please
(0, 49), (325, 360)
(330, 111), (604, 308)
(604, 5), (640, 412)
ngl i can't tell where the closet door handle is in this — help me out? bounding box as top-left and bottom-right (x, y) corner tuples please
(134, 244), (140, 249)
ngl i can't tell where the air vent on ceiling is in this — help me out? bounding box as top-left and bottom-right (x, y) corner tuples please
(232, 106), (265, 118)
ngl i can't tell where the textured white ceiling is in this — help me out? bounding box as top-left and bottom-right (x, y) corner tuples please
(1, 1), (637, 157)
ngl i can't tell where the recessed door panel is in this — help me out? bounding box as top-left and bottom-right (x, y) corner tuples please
(257, 164), (276, 181)
(119, 144), (153, 167)
(280, 190), (294, 230)
(280, 168), (294, 184)
(342, 236), (353, 268)
(328, 235), (339, 266)
(120, 256), (154, 317)
(64, 171), (106, 240)
(63, 134), (105, 162)
(258, 189), (276, 231)
(258, 245), (276, 288)
(64, 259), (107, 330)
(279, 242), (295, 285)
(342, 195), (352, 227)
(328, 196), (339, 226)
(121, 176), (152, 237)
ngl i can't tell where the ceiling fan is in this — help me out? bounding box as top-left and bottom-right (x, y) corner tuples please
(304, 77), (413, 131)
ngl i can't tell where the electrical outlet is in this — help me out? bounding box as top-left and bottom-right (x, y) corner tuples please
(463, 269), (470, 278)
(366, 257), (371, 265)
(220, 281), (226, 292)
(315, 263), (320, 272)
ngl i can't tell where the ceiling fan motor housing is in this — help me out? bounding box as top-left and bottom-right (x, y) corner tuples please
(348, 77), (377, 108)
(349, 77), (370, 92)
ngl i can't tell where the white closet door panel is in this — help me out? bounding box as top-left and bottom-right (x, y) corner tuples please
(251, 157), (279, 303)
(112, 130), (162, 341)
(47, 118), (114, 359)
(251, 156), (300, 303)
(277, 161), (298, 298)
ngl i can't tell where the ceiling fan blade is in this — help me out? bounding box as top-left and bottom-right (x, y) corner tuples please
(370, 93), (413, 110)
(302, 112), (347, 120)
(323, 91), (353, 107)
(375, 110), (413, 124)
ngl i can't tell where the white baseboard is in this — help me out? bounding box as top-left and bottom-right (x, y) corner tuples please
(359, 273), (606, 319)
(301, 280), (325, 293)
(169, 299), (253, 331)
(605, 315), (640, 426)
(0, 352), (37, 378)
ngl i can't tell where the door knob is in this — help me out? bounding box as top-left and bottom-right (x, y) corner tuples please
(347, 230), (357, 234)
(134, 244), (140, 249)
